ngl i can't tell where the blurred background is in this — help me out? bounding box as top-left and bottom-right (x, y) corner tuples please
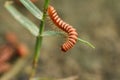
(0, 0), (120, 80)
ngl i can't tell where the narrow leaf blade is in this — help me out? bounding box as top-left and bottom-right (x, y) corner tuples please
(78, 38), (95, 49)
(5, 1), (39, 36)
(20, 0), (43, 20)
(42, 31), (64, 37)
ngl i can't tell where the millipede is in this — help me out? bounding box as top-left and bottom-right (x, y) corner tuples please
(0, 32), (29, 74)
(47, 5), (78, 52)
(0, 45), (14, 62)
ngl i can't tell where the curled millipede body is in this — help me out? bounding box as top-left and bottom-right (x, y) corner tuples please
(47, 5), (78, 52)
(5, 32), (29, 57)
(0, 62), (11, 73)
(0, 45), (14, 63)
(0, 32), (29, 74)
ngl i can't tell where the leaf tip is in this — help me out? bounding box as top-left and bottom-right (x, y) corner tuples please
(78, 38), (95, 49)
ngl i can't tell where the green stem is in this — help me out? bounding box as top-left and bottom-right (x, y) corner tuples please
(30, 0), (50, 78)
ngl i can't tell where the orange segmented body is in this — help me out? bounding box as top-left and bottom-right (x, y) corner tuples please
(47, 5), (78, 52)
(0, 63), (11, 73)
(0, 45), (14, 62)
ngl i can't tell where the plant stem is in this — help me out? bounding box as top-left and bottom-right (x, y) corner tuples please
(30, 0), (50, 79)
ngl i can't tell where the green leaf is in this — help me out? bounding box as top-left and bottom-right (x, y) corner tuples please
(42, 31), (64, 37)
(5, 1), (39, 36)
(20, 0), (43, 20)
(42, 31), (95, 49)
(78, 38), (95, 49)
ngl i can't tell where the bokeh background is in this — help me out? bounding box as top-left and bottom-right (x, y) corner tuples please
(0, 0), (120, 80)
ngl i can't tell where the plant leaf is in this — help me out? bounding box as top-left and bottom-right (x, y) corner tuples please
(20, 0), (43, 20)
(78, 38), (95, 49)
(5, 1), (39, 36)
(42, 31), (95, 49)
(42, 31), (64, 37)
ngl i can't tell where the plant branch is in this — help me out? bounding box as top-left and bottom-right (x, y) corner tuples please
(30, 0), (50, 79)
